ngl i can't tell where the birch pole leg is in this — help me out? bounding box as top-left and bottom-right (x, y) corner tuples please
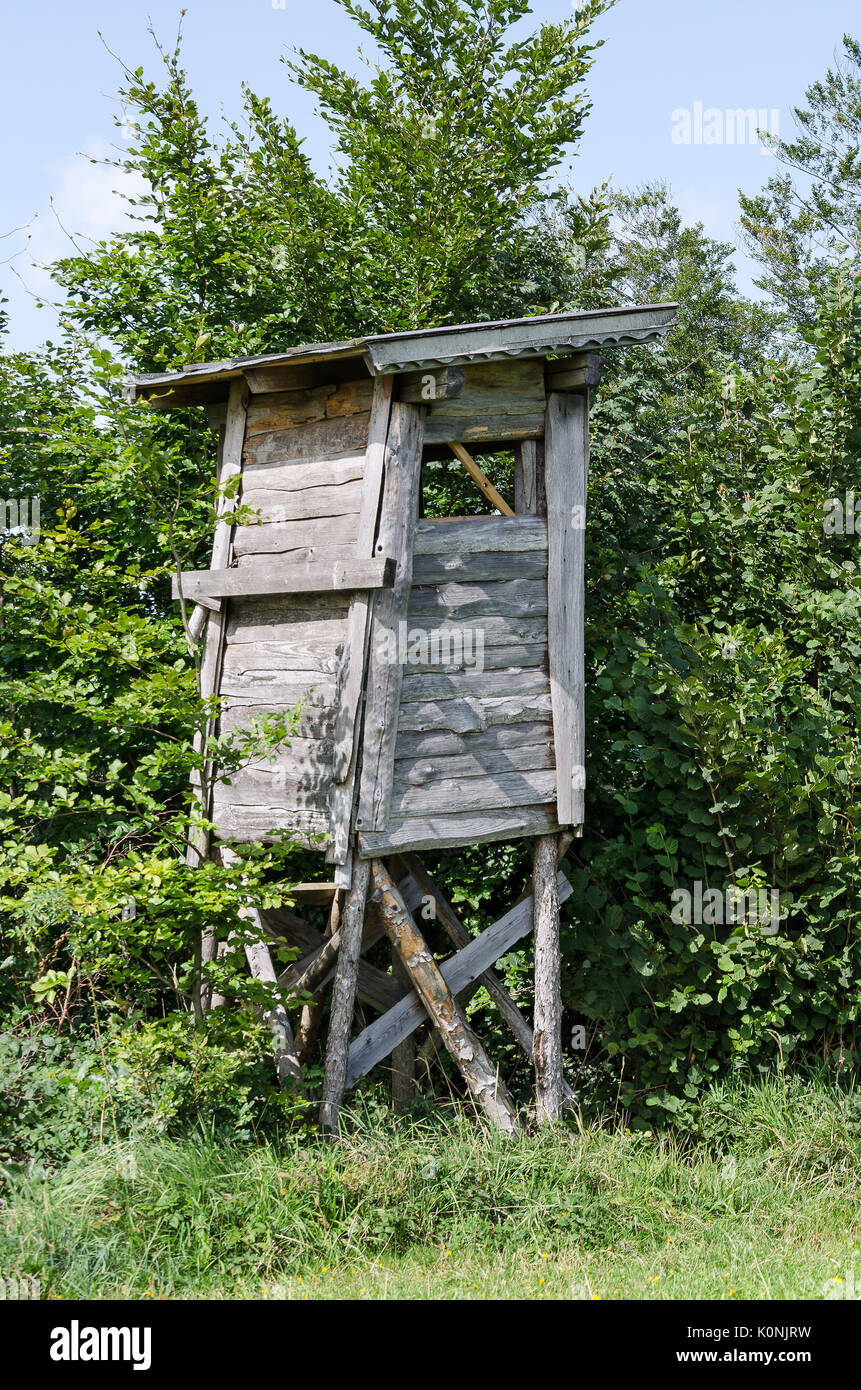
(533, 833), (563, 1122)
(390, 946), (415, 1113)
(320, 855), (372, 1135)
(371, 861), (520, 1136)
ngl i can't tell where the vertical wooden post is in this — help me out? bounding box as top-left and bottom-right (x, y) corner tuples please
(514, 439), (544, 516)
(390, 945), (415, 1113)
(533, 832), (563, 1122)
(187, 378), (249, 1018)
(320, 854), (372, 1134)
(544, 390), (588, 827)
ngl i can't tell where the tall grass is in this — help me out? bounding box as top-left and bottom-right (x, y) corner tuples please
(2, 1075), (860, 1299)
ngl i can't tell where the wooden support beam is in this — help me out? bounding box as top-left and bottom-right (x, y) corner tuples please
(448, 442), (514, 517)
(320, 855), (372, 1134)
(533, 834), (563, 1123)
(545, 352), (602, 392)
(357, 401), (426, 832)
(370, 861), (520, 1135)
(397, 366), (466, 403)
(345, 869), (572, 1086)
(390, 946), (416, 1112)
(327, 375), (396, 865)
(544, 390), (588, 826)
(514, 439), (545, 516)
(172, 556), (394, 604)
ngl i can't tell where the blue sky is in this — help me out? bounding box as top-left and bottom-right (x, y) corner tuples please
(1, 0), (857, 349)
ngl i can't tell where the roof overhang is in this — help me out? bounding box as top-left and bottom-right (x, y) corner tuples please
(125, 303), (678, 407)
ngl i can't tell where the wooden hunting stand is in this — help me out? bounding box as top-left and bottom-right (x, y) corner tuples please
(127, 304), (677, 1133)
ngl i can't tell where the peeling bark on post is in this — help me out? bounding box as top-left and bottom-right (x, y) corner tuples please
(533, 833), (563, 1122)
(370, 860), (519, 1135)
(390, 946), (415, 1113)
(320, 854), (371, 1134)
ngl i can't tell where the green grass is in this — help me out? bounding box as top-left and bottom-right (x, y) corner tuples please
(2, 1076), (860, 1299)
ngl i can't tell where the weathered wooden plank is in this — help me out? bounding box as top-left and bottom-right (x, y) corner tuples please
(245, 385), (333, 434)
(320, 855), (371, 1133)
(422, 360), (545, 445)
(345, 867), (572, 1086)
(414, 515), (547, 556)
(233, 513), (358, 557)
(545, 352), (602, 391)
(359, 803), (562, 855)
(243, 413), (370, 467)
(212, 804), (330, 846)
(401, 642), (547, 675)
(172, 557), (394, 602)
(397, 614), (548, 651)
(411, 551), (547, 585)
(396, 366), (466, 403)
(544, 390), (588, 826)
(326, 379), (375, 418)
(327, 375), (397, 864)
(393, 740), (554, 788)
(240, 479), (364, 522)
(225, 594), (349, 643)
(391, 767), (555, 816)
(397, 692), (553, 734)
(244, 358), (368, 396)
(394, 719), (553, 761)
(357, 401), (425, 832)
(220, 702), (338, 740)
(406, 579), (547, 622)
(242, 454), (365, 493)
(514, 439), (543, 515)
(399, 667), (548, 703)
(214, 765), (333, 812)
(370, 861), (520, 1133)
(222, 640), (343, 677)
(240, 736), (335, 776)
(219, 672), (338, 705)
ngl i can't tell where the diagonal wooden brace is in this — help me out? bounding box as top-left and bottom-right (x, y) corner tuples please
(369, 861), (520, 1135)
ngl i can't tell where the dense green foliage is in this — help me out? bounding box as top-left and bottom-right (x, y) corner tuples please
(1, 0), (860, 1176)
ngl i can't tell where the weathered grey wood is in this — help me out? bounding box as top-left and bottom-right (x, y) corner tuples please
(212, 803), (330, 845)
(399, 667), (548, 704)
(213, 766), (332, 812)
(326, 375), (397, 864)
(514, 439), (544, 515)
(359, 803), (562, 855)
(172, 557), (394, 603)
(411, 551), (547, 585)
(393, 740), (554, 789)
(289, 882), (339, 904)
(218, 673), (338, 705)
(357, 401), (425, 832)
(422, 360), (545, 446)
(391, 767), (555, 816)
(398, 854), (576, 1107)
(242, 454), (365, 493)
(396, 615), (548, 653)
(245, 379), (373, 434)
(225, 593), (349, 643)
(544, 390), (588, 826)
(220, 702), (337, 740)
(370, 862), (519, 1134)
(240, 480), (364, 522)
(396, 366), (466, 403)
(271, 905), (405, 1015)
(346, 867), (572, 1085)
(220, 845), (301, 1085)
(400, 642), (547, 676)
(233, 513), (358, 557)
(244, 359), (365, 395)
(242, 412), (370, 468)
(407, 578), (547, 622)
(413, 515), (547, 555)
(222, 639), (342, 676)
(397, 692), (553, 735)
(533, 833), (563, 1122)
(185, 381), (248, 1016)
(545, 352), (602, 391)
(394, 719), (553, 761)
(320, 855), (372, 1133)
